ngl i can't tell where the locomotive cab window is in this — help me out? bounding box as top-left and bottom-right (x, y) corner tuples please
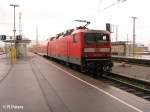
(85, 33), (109, 43)
(73, 34), (78, 43)
(96, 34), (109, 43)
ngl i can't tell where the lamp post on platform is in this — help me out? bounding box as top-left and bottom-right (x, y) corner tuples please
(9, 4), (19, 47)
(9, 4), (19, 61)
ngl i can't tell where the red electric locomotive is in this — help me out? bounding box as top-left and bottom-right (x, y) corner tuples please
(47, 21), (113, 73)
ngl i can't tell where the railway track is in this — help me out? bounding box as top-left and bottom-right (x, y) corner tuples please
(42, 54), (150, 102)
(112, 56), (150, 66)
(101, 73), (150, 101)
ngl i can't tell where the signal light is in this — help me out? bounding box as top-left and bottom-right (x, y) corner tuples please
(106, 23), (114, 33)
(16, 35), (22, 40)
(106, 23), (111, 32)
(0, 35), (6, 40)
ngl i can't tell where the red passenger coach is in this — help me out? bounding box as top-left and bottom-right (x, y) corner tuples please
(32, 41), (48, 56)
(47, 26), (113, 73)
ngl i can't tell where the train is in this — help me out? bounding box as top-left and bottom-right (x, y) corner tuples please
(32, 22), (113, 74)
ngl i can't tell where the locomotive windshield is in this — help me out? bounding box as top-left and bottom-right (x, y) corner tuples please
(85, 33), (109, 43)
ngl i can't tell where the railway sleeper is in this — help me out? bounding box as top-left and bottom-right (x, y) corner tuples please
(142, 95), (150, 99)
(124, 88), (136, 92)
(117, 86), (130, 89)
(131, 91), (144, 95)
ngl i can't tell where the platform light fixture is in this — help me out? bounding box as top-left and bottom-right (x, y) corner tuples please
(9, 4), (19, 47)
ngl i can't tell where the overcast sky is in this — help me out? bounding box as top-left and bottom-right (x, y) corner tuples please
(0, 0), (150, 46)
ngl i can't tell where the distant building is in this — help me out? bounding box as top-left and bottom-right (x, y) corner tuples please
(112, 41), (148, 56)
(135, 43), (148, 53)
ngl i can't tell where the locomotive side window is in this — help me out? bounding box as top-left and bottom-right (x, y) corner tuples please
(73, 34), (78, 43)
(85, 33), (109, 43)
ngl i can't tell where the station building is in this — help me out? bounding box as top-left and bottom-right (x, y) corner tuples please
(111, 41), (148, 56)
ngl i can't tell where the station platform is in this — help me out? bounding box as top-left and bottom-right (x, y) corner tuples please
(112, 55), (150, 60)
(0, 53), (150, 112)
(112, 62), (150, 83)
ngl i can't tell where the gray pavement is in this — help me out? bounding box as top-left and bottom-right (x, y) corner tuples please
(112, 62), (150, 82)
(0, 54), (150, 112)
(0, 54), (11, 82)
(0, 55), (50, 112)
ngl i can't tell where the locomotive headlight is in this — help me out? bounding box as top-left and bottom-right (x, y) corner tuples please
(84, 48), (95, 52)
(100, 48), (110, 52)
